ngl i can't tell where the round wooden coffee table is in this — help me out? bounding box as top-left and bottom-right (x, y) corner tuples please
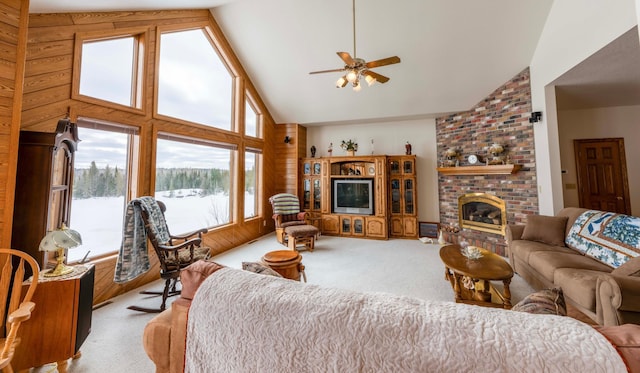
(439, 244), (514, 309)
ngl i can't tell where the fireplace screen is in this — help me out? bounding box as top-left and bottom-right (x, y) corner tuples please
(458, 193), (507, 236)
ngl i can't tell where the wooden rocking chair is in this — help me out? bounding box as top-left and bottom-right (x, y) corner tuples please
(127, 197), (210, 313)
(0, 249), (39, 373)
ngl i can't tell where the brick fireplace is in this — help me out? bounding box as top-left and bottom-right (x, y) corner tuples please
(436, 68), (538, 256)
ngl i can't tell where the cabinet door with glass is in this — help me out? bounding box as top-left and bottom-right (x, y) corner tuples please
(301, 158), (323, 213)
(387, 155), (417, 238)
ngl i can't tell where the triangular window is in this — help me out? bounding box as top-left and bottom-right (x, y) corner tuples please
(157, 29), (233, 131)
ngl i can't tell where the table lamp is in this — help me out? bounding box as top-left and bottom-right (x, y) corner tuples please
(39, 224), (82, 277)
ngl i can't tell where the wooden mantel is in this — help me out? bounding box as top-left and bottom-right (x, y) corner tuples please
(437, 164), (522, 175)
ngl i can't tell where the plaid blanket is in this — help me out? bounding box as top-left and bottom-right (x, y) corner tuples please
(114, 197), (169, 283)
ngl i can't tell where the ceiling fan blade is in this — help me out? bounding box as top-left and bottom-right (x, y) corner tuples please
(337, 52), (355, 66)
(362, 70), (390, 83)
(309, 68), (345, 75)
(365, 56), (401, 69)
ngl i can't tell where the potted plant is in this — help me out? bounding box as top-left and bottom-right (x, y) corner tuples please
(340, 139), (358, 156)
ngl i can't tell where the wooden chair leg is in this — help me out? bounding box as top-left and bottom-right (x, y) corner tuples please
(276, 228), (285, 245)
(127, 277), (178, 313)
(299, 263), (306, 283)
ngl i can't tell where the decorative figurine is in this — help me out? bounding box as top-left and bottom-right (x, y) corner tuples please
(438, 229), (446, 245)
(444, 148), (459, 167)
(405, 141), (412, 155)
(328, 143), (333, 157)
(488, 143), (505, 165)
(310, 145), (316, 158)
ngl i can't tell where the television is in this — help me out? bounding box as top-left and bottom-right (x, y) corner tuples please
(333, 179), (374, 215)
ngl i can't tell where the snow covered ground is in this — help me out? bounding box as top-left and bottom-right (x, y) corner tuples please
(68, 190), (254, 262)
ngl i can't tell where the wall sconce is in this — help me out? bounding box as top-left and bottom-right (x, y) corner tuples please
(529, 111), (542, 123)
(284, 136), (291, 144)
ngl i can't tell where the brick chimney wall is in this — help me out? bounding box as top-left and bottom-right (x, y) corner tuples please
(435, 67), (538, 255)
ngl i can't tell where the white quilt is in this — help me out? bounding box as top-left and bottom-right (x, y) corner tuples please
(185, 268), (626, 373)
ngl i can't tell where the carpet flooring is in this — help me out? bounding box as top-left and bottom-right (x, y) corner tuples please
(37, 234), (538, 373)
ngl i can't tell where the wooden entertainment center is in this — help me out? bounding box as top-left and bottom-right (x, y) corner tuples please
(300, 155), (417, 239)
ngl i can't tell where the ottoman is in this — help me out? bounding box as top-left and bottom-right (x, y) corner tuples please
(262, 250), (306, 282)
(284, 224), (319, 251)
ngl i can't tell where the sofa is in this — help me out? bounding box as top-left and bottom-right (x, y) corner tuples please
(506, 207), (640, 326)
(143, 260), (639, 373)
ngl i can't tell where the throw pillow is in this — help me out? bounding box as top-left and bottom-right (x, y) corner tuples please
(521, 215), (568, 247)
(242, 261), (283, 277)
(512, 288), (567, 316)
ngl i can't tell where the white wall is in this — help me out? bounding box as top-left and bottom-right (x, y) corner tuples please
(558, 105), (640, 215)
(306, 118), (440, 222)
(529, 0), (638, 214)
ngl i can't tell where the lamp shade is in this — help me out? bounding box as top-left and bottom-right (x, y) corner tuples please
(39, 225), (82, 252)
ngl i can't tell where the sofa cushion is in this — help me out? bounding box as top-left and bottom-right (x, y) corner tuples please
(554, 269), (603, 311)
(565, 210), (640, 268)
(528, 251), (612, 283)
(512, 288), (567, 316)
(509, 240), (577, 264)
(180, 260), (225, 300)
(522, 215), (568, 247)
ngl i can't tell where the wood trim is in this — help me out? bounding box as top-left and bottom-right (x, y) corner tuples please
(2, 0), (28, 249)
(436, 164), (522, 175)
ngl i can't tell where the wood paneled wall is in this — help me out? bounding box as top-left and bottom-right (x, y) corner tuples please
(15, 9), (281, 303)
(273, 123), (306, 196)
(0, 0), (28, 249)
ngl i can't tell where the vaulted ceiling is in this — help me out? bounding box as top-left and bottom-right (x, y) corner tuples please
(30, 0), (637, 127)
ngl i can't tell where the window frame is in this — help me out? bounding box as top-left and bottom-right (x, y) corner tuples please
(153, 25), (239, 133)
(68, 117), (140, 263)
(154, 131), (238, 230)
(244, 147), (262, 221)
(244, 90), (263, 139)
(72, 27), (149, 115)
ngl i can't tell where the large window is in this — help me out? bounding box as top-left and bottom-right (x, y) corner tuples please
(157, 29), (233, 130)
(155, 135), (235, 234)
(69, 119), (139, 262)
(245, 149), (260, 219)
(78, 35), (142, 108)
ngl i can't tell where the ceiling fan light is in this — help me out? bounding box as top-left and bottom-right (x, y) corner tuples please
(346, 69), (358, 83)
(365, 74), (377, 86)
(353, 80), (362, 92)
(336, 77), (347, 88)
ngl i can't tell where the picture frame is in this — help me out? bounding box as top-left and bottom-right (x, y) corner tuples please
(418, 221), (440, 239)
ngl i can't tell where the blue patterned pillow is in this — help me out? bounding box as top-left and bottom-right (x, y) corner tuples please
(565, 210), (640, 268)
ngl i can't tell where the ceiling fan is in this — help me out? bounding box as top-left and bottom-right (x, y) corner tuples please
(309, 0), (401, 91)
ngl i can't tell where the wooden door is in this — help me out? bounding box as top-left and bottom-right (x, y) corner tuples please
(574, 138), (631, 214)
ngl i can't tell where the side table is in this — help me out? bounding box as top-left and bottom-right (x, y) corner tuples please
(13, 264), (95, 373)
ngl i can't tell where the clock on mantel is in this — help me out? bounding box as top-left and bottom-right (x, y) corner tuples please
(436, 164), (522, 175)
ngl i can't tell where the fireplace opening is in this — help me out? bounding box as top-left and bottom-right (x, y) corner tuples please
(458, 193), (506, 236)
